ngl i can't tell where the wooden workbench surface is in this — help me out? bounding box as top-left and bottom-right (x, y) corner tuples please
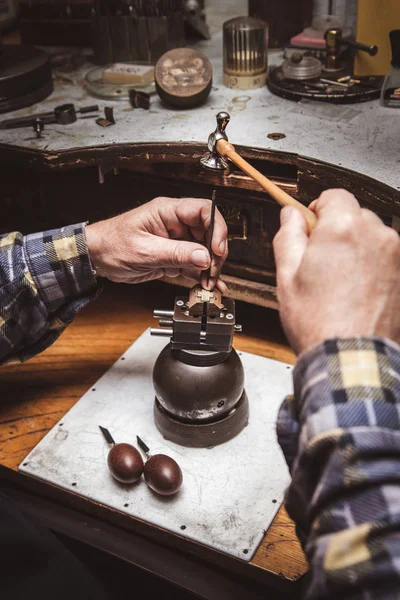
(0, 279), (308, 586)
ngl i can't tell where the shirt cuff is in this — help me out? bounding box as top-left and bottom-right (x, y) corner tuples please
(23, 223), (98, 313)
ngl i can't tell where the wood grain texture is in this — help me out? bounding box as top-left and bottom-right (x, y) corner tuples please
(0, 279), (308, 582)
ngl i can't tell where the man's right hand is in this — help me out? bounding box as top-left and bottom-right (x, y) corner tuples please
(273, 189), (400, 355)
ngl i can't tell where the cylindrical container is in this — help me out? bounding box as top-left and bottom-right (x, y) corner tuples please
(223, 16), (268, 90)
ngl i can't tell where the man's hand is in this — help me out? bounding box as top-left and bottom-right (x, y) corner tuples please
(85, 196), (228, 293)
(273, 189), (400, 355)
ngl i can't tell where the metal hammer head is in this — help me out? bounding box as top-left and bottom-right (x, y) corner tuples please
(200, 111), (231, 170)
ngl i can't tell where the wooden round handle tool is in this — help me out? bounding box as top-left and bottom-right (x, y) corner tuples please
(216, 139), (317, 233)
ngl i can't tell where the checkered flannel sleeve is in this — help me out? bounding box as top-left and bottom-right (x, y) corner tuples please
(277, 337), (400, 599)
(0, 224), (99, 365)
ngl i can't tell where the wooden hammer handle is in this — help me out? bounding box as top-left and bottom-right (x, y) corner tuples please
(216, 139), (317, 233)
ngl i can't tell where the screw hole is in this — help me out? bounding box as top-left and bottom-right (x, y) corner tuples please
(286, 366), (290, 369)
(92, 388), (96, 392)
(72, 482), (77, 487)
(59, 423), (63, 426)
(124, 503), (129, 507)
(121, 357), (125, 361)
(267, 132), (286, 141)
(243, 549), (249, 554)
(272, 499), (277, 503)
(23, 462), (28, 466)
(180, 525), (186, 530)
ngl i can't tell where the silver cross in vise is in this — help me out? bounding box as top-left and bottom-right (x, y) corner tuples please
(200, 111), (231, 170)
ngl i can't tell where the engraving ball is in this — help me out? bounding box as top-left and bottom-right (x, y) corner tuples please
(107, 443), (144, 484)
(144, 454), (183, 496)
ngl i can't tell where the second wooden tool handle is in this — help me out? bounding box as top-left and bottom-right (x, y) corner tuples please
(216, 139), (317, 233)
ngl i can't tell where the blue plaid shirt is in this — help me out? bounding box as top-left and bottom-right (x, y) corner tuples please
(0, 224), (98, 364)
(278, 337), (400, 598)
(1, 225), (400, 598)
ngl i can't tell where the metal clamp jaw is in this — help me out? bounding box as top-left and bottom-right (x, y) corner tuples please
(150, 284), (241, 353)
(200, 111), (231, 170)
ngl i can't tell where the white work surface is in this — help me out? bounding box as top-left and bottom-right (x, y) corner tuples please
(19, 328), (293, 562)
(1, 1), (399, 192)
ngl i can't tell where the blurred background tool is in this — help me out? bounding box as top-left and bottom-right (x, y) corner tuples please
(0, 103), (99, 129)
(268, 21), (383, 104)
(354, 0), (400, 77)
(223, 15), (268, 89)
(381, 30), (400, 108)
(202, 112), (317, 233)
(248, 0), (311, 48)
(0, 43), (53, 113)
(90, 0), (186, 65)
(154, 47), (212, 108)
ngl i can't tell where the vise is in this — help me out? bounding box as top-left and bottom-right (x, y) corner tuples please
(151, 284), (241, 353)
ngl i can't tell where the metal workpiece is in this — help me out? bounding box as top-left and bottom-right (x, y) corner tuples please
(152, 284), (240, 353)
(200, 111), (230, 170)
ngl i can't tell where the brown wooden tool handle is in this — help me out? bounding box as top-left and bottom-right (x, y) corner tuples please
(216, 139), (317, 233)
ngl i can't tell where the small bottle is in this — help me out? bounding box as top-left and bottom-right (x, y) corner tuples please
(380, 30), (400, 108)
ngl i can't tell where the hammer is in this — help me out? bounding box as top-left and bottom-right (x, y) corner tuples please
(201, 112), (317, 233)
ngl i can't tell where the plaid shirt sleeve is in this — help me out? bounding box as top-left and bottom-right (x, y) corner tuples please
(0, 224), (100, 365)
(277, 337), (400, 598)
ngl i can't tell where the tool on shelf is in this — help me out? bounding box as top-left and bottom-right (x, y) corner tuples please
(201, 112), (317, 233)
(0, 103), (99, 130)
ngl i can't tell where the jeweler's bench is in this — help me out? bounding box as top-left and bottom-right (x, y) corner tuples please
(1, 29), (399, 309)
(0, 10), (399, 598)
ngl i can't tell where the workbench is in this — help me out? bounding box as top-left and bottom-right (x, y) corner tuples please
(1, 18), (399, 308)
(0, 280), (307, 599)
(0, 2), (399, 596)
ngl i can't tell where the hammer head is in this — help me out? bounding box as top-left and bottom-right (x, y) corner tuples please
(200, 111), (231, 170)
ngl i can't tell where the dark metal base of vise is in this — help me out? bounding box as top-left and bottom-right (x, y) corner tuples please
(154, 391), (249, 448)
